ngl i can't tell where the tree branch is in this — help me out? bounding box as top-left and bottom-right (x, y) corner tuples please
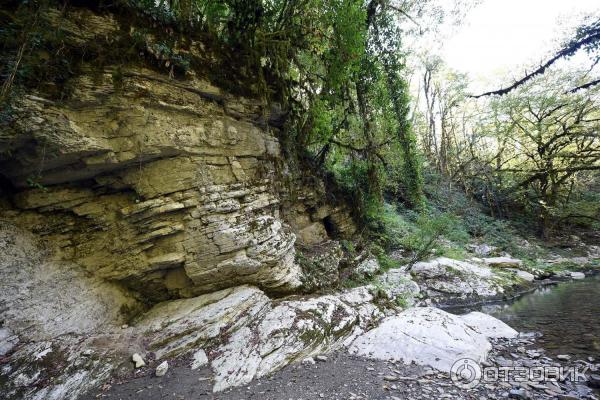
(470, 27), (600, 98)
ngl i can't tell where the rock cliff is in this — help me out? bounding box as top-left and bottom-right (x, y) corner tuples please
(0, 8), (356, 302)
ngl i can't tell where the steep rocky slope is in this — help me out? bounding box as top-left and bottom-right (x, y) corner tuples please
(0, 7), (356, 302)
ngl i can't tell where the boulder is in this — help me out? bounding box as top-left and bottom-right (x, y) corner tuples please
(469, 244), (497, 256)
(209, 286), (382, 391)
(459, 312), (518, 339)
(506, 269), (536, 282)
(348, 307), (517, 372)
(554, 270), (586, 280)
(570, 271), (585, 280)
(411, 257), (500, 300)
(376, 269), (420, 306)
(355, 257), (380, 277)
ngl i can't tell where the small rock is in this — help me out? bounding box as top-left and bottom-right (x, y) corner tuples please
(302, 357), (316, 365)
(570, 271), (585, 280)
(82, 349), (94, 357)
(508, 388), (530, 399)
(132, 353), (146, 368)
(383, 375), (399, 381)
(155, 361), (168, 377)
(191, 349), (208, 370)
(529, 383), (547, 390)
(557, 354), (571, 361)
(121, 324), (128, 329)
(315, 355), (328, 362)
(526, 350), (541, 359)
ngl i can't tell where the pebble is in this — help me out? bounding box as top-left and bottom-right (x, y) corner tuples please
(557, 354), (571, 361)
(315, 355), (328, 362)
(526, 350), (541, 358)
(155, 361), (168, 377)
(82, 349), (93, 357)
(302, 357), (316, 365)
(132, 353), (145, 368)
(383, 375), (399, 381)
(508, 388), (530, 399)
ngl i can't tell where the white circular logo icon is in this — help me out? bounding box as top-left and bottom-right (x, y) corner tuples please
(451, 358), (482, 389)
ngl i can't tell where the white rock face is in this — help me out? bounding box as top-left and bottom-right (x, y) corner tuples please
(137, 285), (382, 392)
(411, 257), (500, 300)
(482, 257), (523, 268)
(0, 222), (143, 400)
(210, 286), (381, 391)
(459, 312), (518, 339)
(348, 307), (517, 372)
(0, 223), (138, 341)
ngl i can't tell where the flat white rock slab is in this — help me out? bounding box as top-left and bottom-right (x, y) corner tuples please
(348, 307), (517, 372)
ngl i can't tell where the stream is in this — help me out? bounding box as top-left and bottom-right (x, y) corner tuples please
(450, 274), (600, 360)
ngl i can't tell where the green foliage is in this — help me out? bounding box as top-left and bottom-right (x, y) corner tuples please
(26, 176), (47, 191)
(400, 211), (462, 265)
(1, 0), (426, 246)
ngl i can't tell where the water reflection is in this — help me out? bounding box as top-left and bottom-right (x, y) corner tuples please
(453, 275), (600, 358)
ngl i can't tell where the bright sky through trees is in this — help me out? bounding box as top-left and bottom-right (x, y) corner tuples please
(442, 0), (599, 88)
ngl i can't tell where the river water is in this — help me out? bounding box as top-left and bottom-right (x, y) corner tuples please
(451, 275), (600, 360)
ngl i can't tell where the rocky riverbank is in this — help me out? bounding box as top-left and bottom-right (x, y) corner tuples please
(2, 218), (599, 400)
(85, 330), (600, 400)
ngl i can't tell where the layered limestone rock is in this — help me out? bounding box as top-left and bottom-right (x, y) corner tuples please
(0, 222), (142, 400)
(137, 285), (382, 391)
(0, 6), (360, 302)
(0, 222), (379, 399)
(1, 73), (297, 299)
(0, 9), (356, 301)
